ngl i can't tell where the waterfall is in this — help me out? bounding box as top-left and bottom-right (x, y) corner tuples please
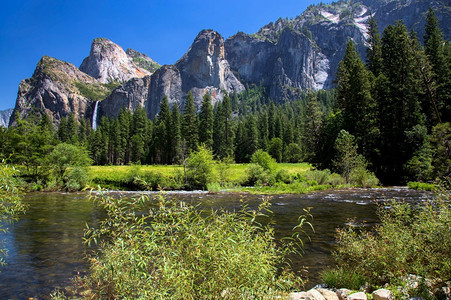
(92, 101), (99, 130)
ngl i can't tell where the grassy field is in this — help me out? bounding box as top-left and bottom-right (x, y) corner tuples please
(88, 163), (312, 191)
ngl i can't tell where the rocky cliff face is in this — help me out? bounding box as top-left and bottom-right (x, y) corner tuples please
(0, 108), (13, 128)
(10, 0), (450, 125)
(225, 0), (450, 102)
(80, 38), (157, 84)
(100, 30), (245, 119)
(9, 56), (110, 126)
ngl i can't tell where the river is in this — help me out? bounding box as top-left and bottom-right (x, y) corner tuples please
(0, 188), (431, 299)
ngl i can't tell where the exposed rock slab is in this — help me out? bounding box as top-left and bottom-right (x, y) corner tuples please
(80, 38), (154, 83)
(372, 288), (393, 300)
(10, 56), (109, 126)
(0, 108), (13, 128)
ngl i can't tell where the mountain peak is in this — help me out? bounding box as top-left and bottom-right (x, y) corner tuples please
(176, 29), (243, 93)
(79, 38), (153, 84)
(125, 48), (160, 73)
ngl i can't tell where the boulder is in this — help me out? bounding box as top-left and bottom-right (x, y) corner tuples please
(306, 289), (326, 300)
(317, 288), (339, 300)
(290, 291), (308, 300)
(347, 292), (367, 300)
(372, 289), (393, 300)
(336, 288), (352, 300)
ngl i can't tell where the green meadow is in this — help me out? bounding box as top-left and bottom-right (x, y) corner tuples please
(88, 163), (313, 192)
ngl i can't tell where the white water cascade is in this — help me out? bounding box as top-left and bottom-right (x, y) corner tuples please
(92, 101), (99, 130)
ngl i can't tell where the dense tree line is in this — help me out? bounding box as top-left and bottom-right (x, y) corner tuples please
(0, 10), (448, 185)
(325, 10), (450, 184)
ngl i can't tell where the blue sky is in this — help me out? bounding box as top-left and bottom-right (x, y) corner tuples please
(0, 0), (329, 110)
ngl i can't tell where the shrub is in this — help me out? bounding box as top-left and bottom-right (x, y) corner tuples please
(350, 167), (379, 188)
(76, 192), (311, 299)
(305, 169), (331, 185)
(186, 145), (216, 189)
(206, 182), (221, 192)
(47, 143), (92, 184)
(328, 173), (346, 186)
(250, 149), (277, 172)
(64, 166), (90, 191)
(407, 181), (436, 191)
(321, 268), (366, 290)
(275, 169), (292, 184)
(284, 143), (303, 163)
(332, 186), (451, 288)
(217, 156), (233, 185)
(0, 160), (26, 265)
(246, 163), (272, 186)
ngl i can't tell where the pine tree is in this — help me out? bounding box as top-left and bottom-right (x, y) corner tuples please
(118, 109), (132, 164)
(222, 94), (234, 157)
(366, 15), (383, 76)
(154, 96), (172, 163)
(257, 112), (269, 151)
(302, 93), (323, 162)
(198, 93), (213, 149)
(182, 91), (198, 154)
(213, 95), (234, 159)
(336, 40), (379, 162)
(67, 113), (79, 145)
(378, 22), (424, 183)
(170, 105), (182, 163)
(58, 117), (68, 142)
(424, 8), (451, 122)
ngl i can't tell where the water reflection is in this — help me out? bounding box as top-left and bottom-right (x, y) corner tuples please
(0, 188), (430, 298)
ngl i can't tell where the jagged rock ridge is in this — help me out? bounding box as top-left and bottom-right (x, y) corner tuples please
(9, 56), (110, 126)
(80, 38), (158, 84)
(0, 108), (13, 128)
(10, 0), (450, 125)
(99, 29), (245, 119)
(225, 0), (450, 102)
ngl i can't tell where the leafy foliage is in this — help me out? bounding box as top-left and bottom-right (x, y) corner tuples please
(186, 145), (216, 189)
(332, 186), (451, 288)
(77, 192), (311, 299)
(0, 160), (26, 265)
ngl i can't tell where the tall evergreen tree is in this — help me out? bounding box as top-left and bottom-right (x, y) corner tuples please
(66, 113), (79, 145)
(336, 40), (379, 163)
(366, 15), (383, 76)
(170, 105), (182, 163)
(302, 93), (324, 162)
(213, 95), (234, 159)
(424, 8), (451, 122)
(182, 91), (198, 154)
(154, 96), (172, 163)
(378, 22), (424, 183)
(198, 93), (214, 149)
(58, 117), (68, 142)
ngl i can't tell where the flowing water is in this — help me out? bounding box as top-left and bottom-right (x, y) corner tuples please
(0, 188), (431, 299)
(92, 101), (99, 130)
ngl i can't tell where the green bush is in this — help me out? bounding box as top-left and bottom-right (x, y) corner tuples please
(407, 181), (436, 191)
(321, 268), (366, 290)
(350, 167), (379, 188)
(186, 145), (216, 189)
(246, 163), (272, 186)
(206, 182), (221, 192)
(332, 187), (451, 288)
(0, 160), (26, 265)
(64, 166), (90, 191)
(275, 169), (292, 184)
(250, 149), (277, 172)
(76, 192), (311, 299)
(328, 173), (346, 186)
(305, 169), (331, 185)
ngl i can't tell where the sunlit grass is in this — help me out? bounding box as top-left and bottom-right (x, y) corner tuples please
(87, 163), (313, 190)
